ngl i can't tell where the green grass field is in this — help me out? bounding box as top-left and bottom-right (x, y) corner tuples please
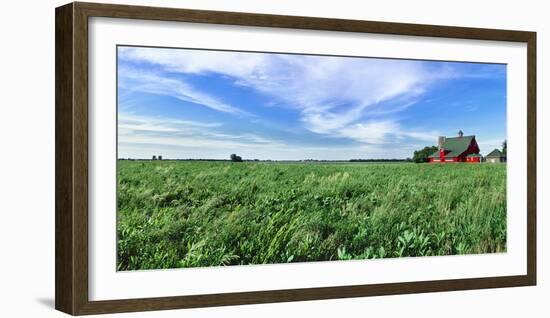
(117, 161), (506, 271)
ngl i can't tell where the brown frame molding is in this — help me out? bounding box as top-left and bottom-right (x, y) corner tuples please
(55, 2), (537, 315)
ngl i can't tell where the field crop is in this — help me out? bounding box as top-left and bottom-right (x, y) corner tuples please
(117, 161), (506, 270)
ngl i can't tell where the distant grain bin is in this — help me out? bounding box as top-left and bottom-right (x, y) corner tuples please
(438, 136), (446, 150)
(485, 149), (506, 163)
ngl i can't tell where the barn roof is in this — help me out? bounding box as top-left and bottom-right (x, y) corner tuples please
(428, 135), (475, 158)
(486, 148), (504, 158)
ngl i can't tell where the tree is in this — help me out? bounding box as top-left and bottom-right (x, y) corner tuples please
(152, 155), (157, 160)
(230, 154), (242, 162)
(158, 155), (163, 160)
(412, 146), (438, 163)
(502, 140), (507, 155)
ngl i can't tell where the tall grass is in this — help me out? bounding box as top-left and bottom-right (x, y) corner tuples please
(117, 161), (506, 270)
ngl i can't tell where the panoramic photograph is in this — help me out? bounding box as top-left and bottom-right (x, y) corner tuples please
(116, 45), (507, 271)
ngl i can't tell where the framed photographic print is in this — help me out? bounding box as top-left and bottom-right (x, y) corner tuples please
(55, 2), (536, 315)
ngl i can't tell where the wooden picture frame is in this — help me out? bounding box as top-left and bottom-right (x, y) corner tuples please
(55, 2), (536, 315)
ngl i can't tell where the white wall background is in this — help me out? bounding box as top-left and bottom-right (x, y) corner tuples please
(0, 0), (547, 316)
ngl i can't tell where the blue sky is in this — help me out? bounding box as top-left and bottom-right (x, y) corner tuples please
(117, 46), (506, 160)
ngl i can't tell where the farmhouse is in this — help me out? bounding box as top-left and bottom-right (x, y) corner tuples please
(428, 130), (481, 163)
(485, 149), (506, 163)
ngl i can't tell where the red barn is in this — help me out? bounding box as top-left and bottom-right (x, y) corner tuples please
(428, 130), (481, 163)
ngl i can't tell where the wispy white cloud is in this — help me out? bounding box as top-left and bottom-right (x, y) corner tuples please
(119, 66), (250, 115)
(120, 113), (222, 128)
(337, 120), (439, 145)
(118, 113), (223, 140)
(434, 62), (506, 80)
(338, 121), (399, 145)
(118, 113), (292, 159)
